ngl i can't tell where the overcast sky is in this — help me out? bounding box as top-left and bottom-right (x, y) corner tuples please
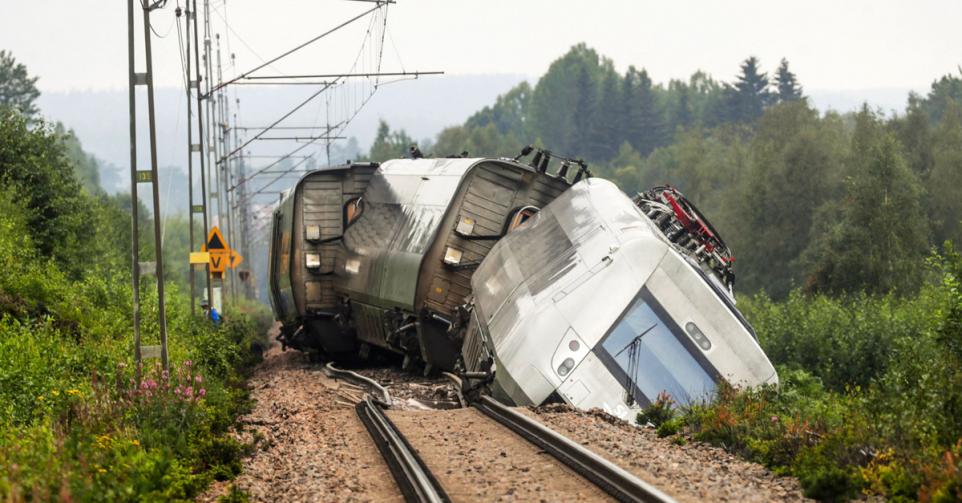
(3, 0), (961, 94)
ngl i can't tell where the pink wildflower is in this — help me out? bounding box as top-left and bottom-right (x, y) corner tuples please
(198, 388), (206, 398)
(194, 375), (203, 384)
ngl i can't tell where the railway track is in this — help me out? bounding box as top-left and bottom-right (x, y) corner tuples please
(348, 368), (675, 503)
(473, 395), (673, 503)
(356, 397), (451, 503)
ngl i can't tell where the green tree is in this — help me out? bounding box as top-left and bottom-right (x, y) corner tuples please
(432, 123), (521, 159)
(0, 50), (39, 118)
(919, 71), (962, 123)
(623, 67), (664, 155)
(0, 111), (95, 278)
(601, 141), (645, 192)
(571, 64), (599, 159)
(589, 71), (623, 161)
(465, 81), (532, 139)
(891, 94), (934, 181)
(57, 124), (102, 194)
(803, 106), (929, 295)
(727, 56), (772, 123)
(927, 101), (962, 246)
(774, 58), (803, 103)
(734, 102), (846, 296)
(529, 44), (609, 157)
(367, 120), (415, 162)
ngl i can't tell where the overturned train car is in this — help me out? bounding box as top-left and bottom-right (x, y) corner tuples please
(268, 156), (777, 420)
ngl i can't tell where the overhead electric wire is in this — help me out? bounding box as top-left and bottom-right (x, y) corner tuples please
(210, 2), (386, 94)
(227, 120), (345, 191)
(242, 71), (443, 80)
(232, 153), (318, 208)
(217, 81), (334, 165)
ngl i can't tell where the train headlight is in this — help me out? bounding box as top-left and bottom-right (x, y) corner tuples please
(456, 216), (475, 236)
(305, 224), (321, 242)
(557, 357), (575, 377)
(305, 253), (321, 270)
(443, 247), (463, 266)
(685, 322), (712, 351)
(345, 258), (360, 275)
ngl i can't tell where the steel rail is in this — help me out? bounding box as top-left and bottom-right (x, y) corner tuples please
(324, 362), (393, 406)
(473, 395), (676, 503)
(355, 397), (451, 503)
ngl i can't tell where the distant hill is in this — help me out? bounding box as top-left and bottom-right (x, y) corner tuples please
(37, 73), (916, 188)
(36, 73), (529, 187)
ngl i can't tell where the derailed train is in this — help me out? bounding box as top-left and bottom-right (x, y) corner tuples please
(268, 151), (777, 420)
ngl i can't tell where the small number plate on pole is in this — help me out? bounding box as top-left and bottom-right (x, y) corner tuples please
(136, 170), (153, 183)
(192, 205), (205, 213)
(141, 345), (162, 359)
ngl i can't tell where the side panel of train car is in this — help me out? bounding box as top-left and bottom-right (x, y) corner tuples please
(462, 178), (777, 421)
(268, 158), (570, 371)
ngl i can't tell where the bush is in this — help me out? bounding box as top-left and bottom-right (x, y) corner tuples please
(676, 250), (962, 501)
(0, 193), (266, 500)
(636, 391), (675, 427)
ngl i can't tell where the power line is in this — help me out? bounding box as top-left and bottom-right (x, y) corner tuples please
(210, 2), (387, 94)
(216, 81), (334, 165)
(242, 71), (443, 81)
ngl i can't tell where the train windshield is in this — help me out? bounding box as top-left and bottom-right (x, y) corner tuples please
(595, 291), (717, 407)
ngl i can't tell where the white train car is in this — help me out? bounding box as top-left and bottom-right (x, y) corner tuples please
(461, 178), (777, 420)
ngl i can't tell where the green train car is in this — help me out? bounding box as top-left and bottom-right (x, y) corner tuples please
(268, 156), (572, 372)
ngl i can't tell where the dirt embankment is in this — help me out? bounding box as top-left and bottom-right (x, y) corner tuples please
(200, 346), (401, 503)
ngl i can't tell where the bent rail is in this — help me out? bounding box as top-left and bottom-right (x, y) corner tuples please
(325, 362), (393, 406)
(355, 397), (451, 503)
(473, 396), (676, 503)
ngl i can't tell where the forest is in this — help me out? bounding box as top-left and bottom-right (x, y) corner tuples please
(366, 45), (962, 501)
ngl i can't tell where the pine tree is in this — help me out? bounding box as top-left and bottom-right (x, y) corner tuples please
(572, 65), (598, 159)
(621, 67), (644, 151)
(774, 58), (803, 103)
(0, 50), (40, 118)
(589, 72), (623, 161)
(728, 56), (772, 123)
(634, 69), (664, 155)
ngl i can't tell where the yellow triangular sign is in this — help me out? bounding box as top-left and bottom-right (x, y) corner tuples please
(206, 226), (228, 251)
(229, 249), (244, 269)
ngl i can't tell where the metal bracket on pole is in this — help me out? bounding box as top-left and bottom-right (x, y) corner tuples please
(134, 72), (149, 86)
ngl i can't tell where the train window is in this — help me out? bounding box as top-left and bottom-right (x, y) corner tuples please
(344, 197), (364, 227)
(508, 206), (539, 232)
(595, 292), (717, 407)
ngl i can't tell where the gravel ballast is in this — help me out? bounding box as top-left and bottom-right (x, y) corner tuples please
(200, 346), (401, 503)
(388, 407), (613, 502)
(526, 404), (811, 502)
(200, 341), (810, 502)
